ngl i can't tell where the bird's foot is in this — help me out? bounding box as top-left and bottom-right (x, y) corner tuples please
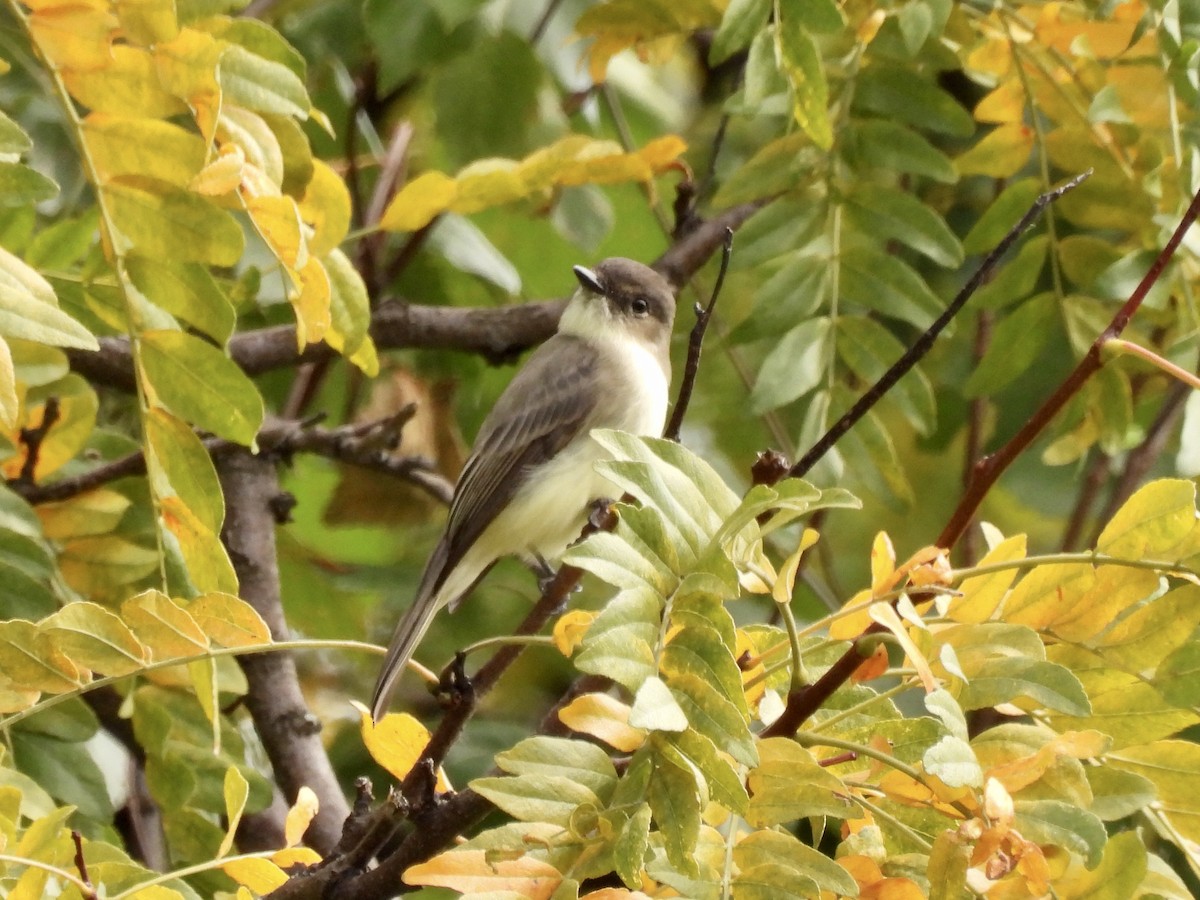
(434, 651), (475, 709)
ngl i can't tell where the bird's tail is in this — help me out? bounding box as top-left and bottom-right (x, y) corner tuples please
(370, 540), (450, 721)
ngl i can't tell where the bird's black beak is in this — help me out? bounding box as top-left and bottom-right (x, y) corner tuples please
(573, 265), (604, 295)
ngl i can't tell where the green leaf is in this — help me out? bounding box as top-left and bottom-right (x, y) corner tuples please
(841, 119), (957, 183)
(470, 771), (603, 828)
(669, 671), (757, 766)
(1047, 663), (1197, 749)
(734, 830), (859, 897)
(613, 803), (652, 888)
(710, 0), (770, 64)
(1014, 799), (1106, 868)
(973, 235), (1048, 310)
(126, 254), (235, 344)
(494, 736), (618, 798)
(0, 110), (33, 154)
(734, 863), (821, 900)
(1096, 479), (1198, 561)
(103, 176), (243, 266)
(574, 586), (660, 692)
(661, 622), (747, 713)
(1060, 831), (1147, 900)
(647, 753), (703, 876)
(845, 184), (963, 267)
(963, 293), (1059, 397)
(746, 738), (860, 825)
(324, 248), (374, 369)
(1084, 766), (1155, 821)
(659, 728), (749, 814)
(138, 329), (263, 444)
(749, 316), (832, 412)
(144, 407), (225, 534)
(961, 178), (1042, 254)
(731, 248), (827, 343)
(836, 315), (935, 434)
(923, 736), (982, 788)
(776, 14), (831, 148)
(562, 526), (676, 595)
(11, 731), (113, 821)
(218, 44), (309, 118)
(43, 601), (149, 676)
(1158, 642), (1200, 707)
(839, 246), (945, 327)
(853, 65), (974, 137)
(0, 163), (59, 207)
(0, 265), (97, 352)
(630, 676), (688, 732)
(959, 656), (1090, 716)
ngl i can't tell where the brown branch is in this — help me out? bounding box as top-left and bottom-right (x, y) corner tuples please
(217, 450), (351, 854)
(64, 202), (764, 394)
(1059, 449), (1110, 552)
(8, 412), (454, 507)
(663, 227), (733, 441)
(71, 831), (97, 900)
(15, 396), (60, 487)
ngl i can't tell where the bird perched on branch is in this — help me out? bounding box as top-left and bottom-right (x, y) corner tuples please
(371, 258), (676, 720)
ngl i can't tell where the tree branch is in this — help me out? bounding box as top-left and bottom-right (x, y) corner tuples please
(217, 450), (351, 854)
(63, 201), (764, 392)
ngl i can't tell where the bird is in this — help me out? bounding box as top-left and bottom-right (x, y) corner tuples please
(371, 257), (677, 720)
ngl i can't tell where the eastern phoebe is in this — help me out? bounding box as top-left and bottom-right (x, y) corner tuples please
(371, 258), (676, 719)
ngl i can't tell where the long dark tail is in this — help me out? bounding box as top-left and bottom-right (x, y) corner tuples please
(370, 539), (450, 721)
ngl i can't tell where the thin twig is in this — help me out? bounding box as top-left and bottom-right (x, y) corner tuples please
(788, 170), (1092, 481)
(663, 227), (734, 441)
(71, 831), (96, 900)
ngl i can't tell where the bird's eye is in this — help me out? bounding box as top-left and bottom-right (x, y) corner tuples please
(631, 297), (650, 316)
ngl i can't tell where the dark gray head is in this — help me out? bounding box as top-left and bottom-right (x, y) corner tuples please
(564, 257), (676, 349)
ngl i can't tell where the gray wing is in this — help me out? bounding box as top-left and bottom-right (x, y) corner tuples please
(429, 334), (602, 599)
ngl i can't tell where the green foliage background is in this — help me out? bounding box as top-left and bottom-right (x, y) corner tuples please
(0, 0), (1198, 897)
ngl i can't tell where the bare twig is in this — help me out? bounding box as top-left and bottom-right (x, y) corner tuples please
(71, 831), (97, 900)
(788, 171), (1091, 481)
(961, 310), (993, 565)
(15, 396), (60, 486)
(663, 227), (734, 441)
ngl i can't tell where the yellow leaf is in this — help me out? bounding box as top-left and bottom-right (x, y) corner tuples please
(115, 0), (179, 45)
(61, 45), (186, 118)
(246, 194), (307, 270)
(966, 36), (1012, 79)
(557, 692), (647, 752)
(451, 159), (527, 213)
(29, 4), (116, 71)
(291, 255), (331, 348)
(404, 848), (561, 897)
(5, 377), (97, 481)
(121, 589), (209, 658)
(43, 601), (149, 676)
(0, 685), (39, 713)
(190, 143), (246, 196)
(189, 592), (271, 647)
(221, 857), (288, 893)
(284, 786), (318, 848)
(218, 766), (249, 858)
(380, 171), (458, 232)
(155, 28), (223, 141)
(869, 603), (935, 692)
(552, 609), (595, 656)
(973, 79), (1026, 124)
(948, 534), (1026, 623)
(774, 528), (820, 604)
(218, 107), (283, 187)
(299, 159), (351, 256)
(83, 113), (205, 188)
(271, 846), (321, 868)
(1096, 478), (1200, 561)
(955, 123), (1034, 178)
(160, 494), (239, 595)
(354, 702), (440, 783)
(57, 535), (159, 600)
(870, 531), (896, 595)
(637, 134), (688, 170)
(581, 891), (653, 900)
(37, 488), (131, 540)
(829, 587), (874, 640)
(0, 619), (87, 693)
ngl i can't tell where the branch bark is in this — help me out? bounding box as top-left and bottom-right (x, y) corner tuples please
(218, 449), (351, 854)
